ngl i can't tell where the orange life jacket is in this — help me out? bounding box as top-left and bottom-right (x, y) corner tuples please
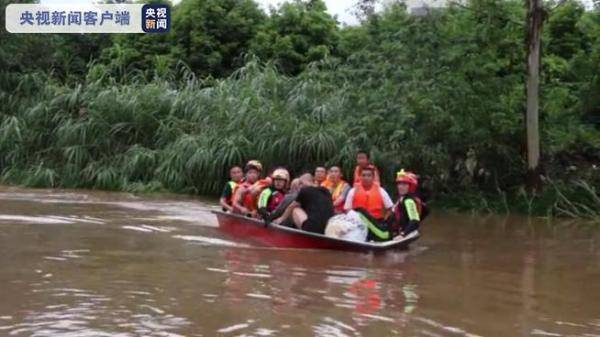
(327, 180), (348, 213)
(321, 178), (332, 189)
(330, 180), (347, 200)
(233, 181), (259, 211)
(352, 184), (384, 219)
(249, 178), (270, 194)
(353, 165), (381, 186)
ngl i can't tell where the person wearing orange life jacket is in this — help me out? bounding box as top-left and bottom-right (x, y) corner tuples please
(232, 160), (263, 217)
(219, 165), (244, 212)
(353, 150), (380, 185)
(257, 168), (290, 220)
(390, 169), (427, 240)
(314, 166), (328, 186)
(322, 166), (350, 213)
(344, 165), (394, 242)
(345, 165), (393, 220)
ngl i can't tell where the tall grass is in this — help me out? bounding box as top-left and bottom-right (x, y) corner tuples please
(551, 180), (600, 220)
(0, 60), (351, 194)
(0, 59), (598, 219)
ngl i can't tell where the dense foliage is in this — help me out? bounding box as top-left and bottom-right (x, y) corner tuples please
(0, 0), (598, 217)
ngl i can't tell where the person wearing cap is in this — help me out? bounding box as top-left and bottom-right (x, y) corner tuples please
(390, 169), (425, 240)
(344, 164), (394, 241)
(219, 165), (244, 212)
(232, 160), (263, 217)
(257, 168), (290, 219)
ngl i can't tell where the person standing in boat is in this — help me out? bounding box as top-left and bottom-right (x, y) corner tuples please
(322, 166), (351, 214)
(257, 168), (290, 220)
(345, 165), (394, 241)
(219, 165), (244, 212)
(272, 173), (334, 234)
(353, 150), (381, 186)
(232, 160), (264, 217)
(390, 170), (427, 240)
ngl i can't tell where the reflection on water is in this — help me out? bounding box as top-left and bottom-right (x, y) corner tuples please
(0, 186), (599, 337)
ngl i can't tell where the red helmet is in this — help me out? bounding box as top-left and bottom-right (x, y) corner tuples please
(395, 169), (418, 193)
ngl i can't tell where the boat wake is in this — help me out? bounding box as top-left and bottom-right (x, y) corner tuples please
(172, 235), (249, 247)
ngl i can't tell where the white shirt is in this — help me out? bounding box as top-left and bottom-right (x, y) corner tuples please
(344, 186), (394, 211)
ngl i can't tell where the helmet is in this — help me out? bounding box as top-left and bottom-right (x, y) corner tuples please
(245, 160), (263, 172)
(271, 168), (290, 181)
(395, 169), (418, 193)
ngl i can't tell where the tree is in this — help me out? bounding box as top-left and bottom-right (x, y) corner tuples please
(170, 0), (265, 77)
(250, 0), (340, 75)
(99, 32), (174, 80)
(525, 0), (545, 192)
(546, 0), (586, 60)
(51, 34), (113, 81)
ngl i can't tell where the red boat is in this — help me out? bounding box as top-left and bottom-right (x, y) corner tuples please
(212, 210), (420, 252)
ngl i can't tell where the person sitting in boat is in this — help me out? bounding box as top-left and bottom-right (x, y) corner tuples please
(232, 160), (263, 217)
(269, 177), (302, 224)
(272, 173), (334, 234)
(314, 166), (328, 186)
(257, 168), (290, 220)
(322, 166), (351, 214)
(219, 165), (244, 212)
(345, 164), (394, 241)
(353, 150), (380, 186)
(390, 169), (428, 240)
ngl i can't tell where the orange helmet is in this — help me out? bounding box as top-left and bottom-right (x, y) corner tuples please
(395, 169), (418, 193)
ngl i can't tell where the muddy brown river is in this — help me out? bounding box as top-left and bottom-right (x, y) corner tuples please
(0, 186), (598, 337)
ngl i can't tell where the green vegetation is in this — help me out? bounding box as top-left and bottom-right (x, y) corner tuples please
(0, 0), (598, 219)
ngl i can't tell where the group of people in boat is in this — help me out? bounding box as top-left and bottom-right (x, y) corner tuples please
(219, 151), (427, 242)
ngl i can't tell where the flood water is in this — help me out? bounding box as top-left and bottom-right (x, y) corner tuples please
(0, 186), (599, 337)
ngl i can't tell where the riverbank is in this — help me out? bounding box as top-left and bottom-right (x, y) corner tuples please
(1, 63), (598, 222)
(430, 181), (600, 221)
(1, 175), (598, 222)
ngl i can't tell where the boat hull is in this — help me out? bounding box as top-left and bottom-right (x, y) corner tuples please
(212, 210), (419, 252)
